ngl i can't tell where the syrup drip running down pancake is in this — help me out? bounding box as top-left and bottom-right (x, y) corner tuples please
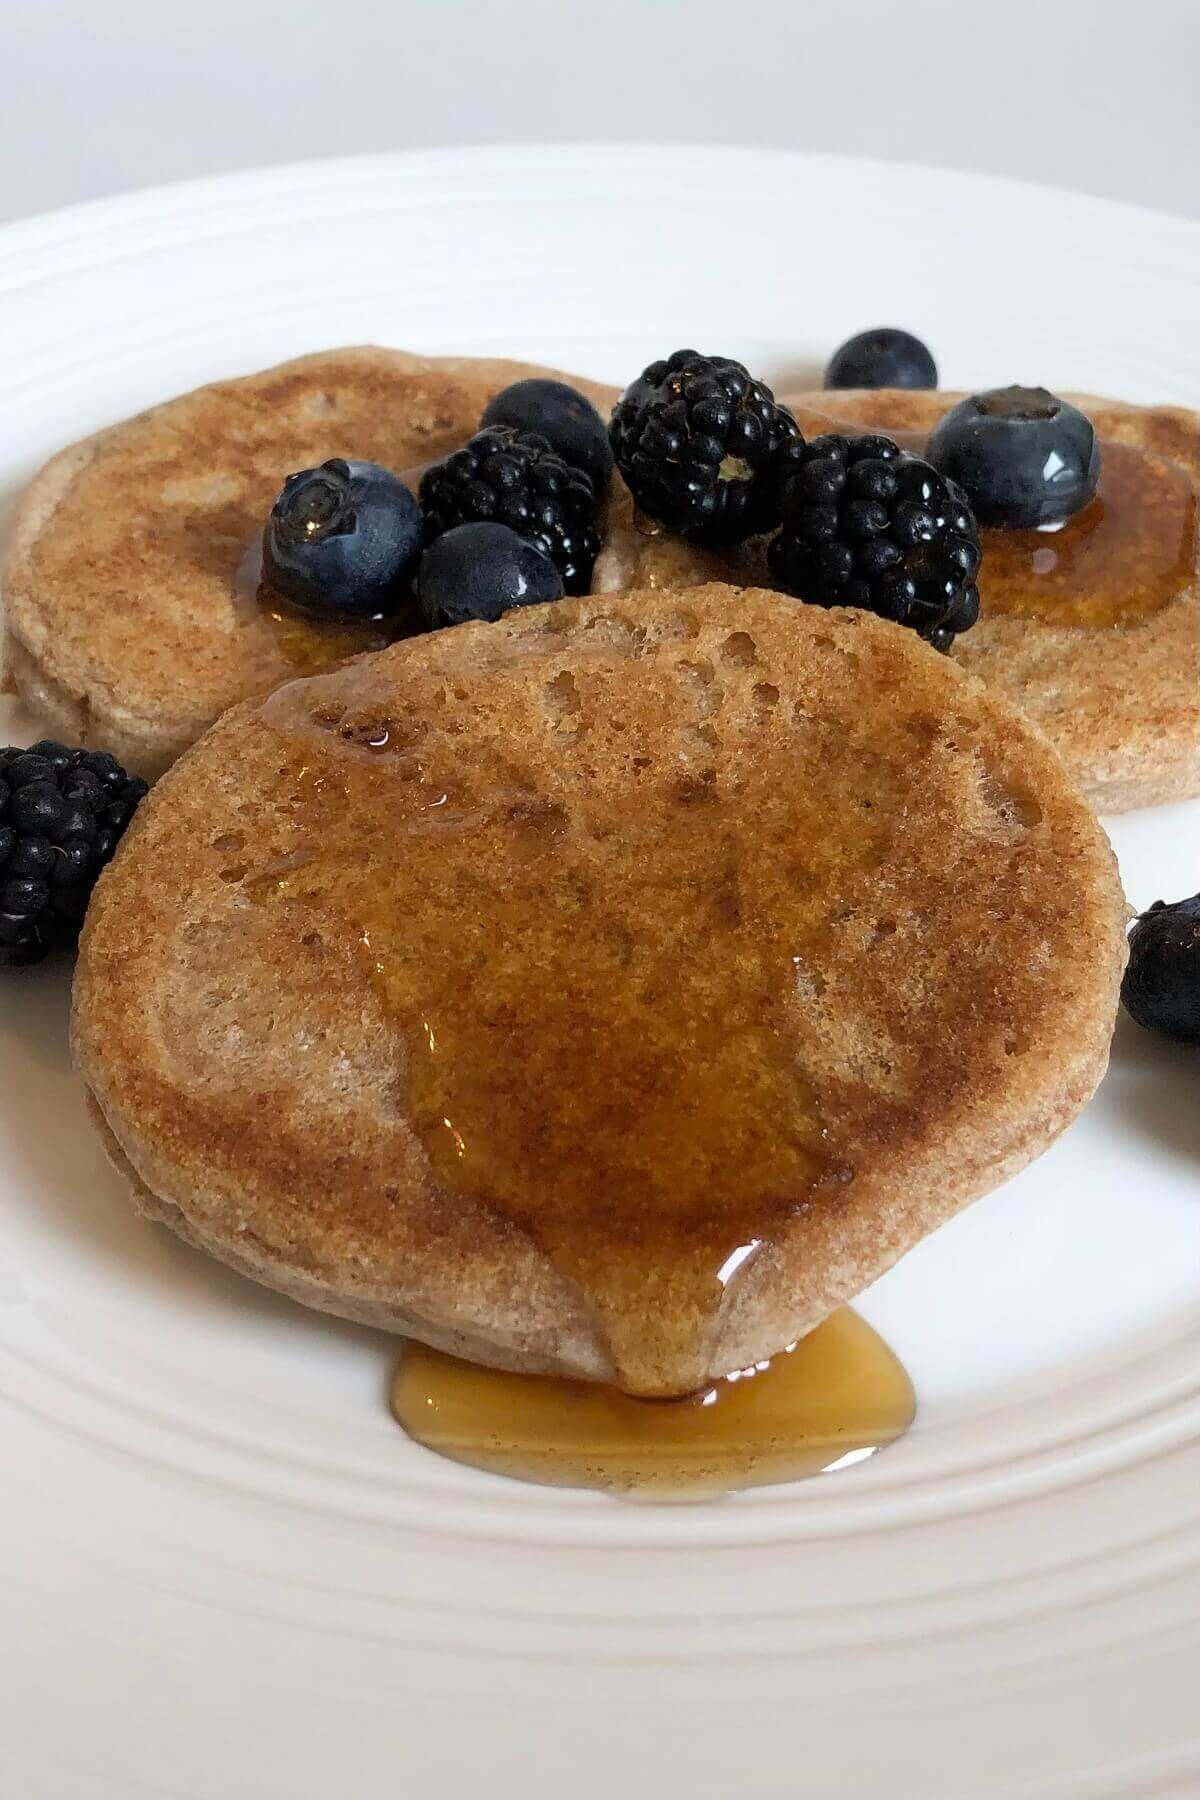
(75, 587), (1126, 1397)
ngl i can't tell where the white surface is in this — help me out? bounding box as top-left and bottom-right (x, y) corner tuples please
(1, 146), (1200, 1798)
(2, 0), (1199, 225)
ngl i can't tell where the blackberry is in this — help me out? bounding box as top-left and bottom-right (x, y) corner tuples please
(0, 740), (149, 966)
(1122, 893), (1200, 1045)
(419, 427), (600, 595)
(768, 433), (982, 651)
(608, 350), (800, 545)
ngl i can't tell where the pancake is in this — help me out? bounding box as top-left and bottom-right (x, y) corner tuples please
(594, 390), (1200, 812)
(3, 347), (620, 778)
(73, 584), (1126, 1398)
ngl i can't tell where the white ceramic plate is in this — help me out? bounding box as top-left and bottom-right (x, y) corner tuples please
(1, 147), (1198, 1800)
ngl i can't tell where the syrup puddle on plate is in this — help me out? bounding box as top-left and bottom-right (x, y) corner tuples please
(391, 1307), (915, 1499)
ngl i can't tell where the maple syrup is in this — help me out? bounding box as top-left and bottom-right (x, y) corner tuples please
(976, 441), (1196, 627)
(254, 650), (918, 1398)
(233, 533), (395, 674)
(257, 598), (394, 674)
(785, 403), (1196, 629)
(391, 1307), (914, 1498)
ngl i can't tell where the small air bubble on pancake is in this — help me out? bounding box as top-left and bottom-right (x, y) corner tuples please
(675, 769), (717, 805)
(721, 632), (758, 668)
(544, 671), (581, 717)
(978, 769), (1044, 830)
(679, 723), (720, 756)
(793, 959), (827, 1000)
(585, 613), (645, 654)
(676, 659), (721, 717)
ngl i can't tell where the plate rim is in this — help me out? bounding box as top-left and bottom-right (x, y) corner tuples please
(3, 140), (1200, 272)
(2, 139), (1199, 1800)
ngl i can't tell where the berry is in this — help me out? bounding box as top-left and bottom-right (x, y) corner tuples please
(481, 379), (613, 495)
(1122, 894), (1200, 1045)
(769, 433), (982, 651)
(419, 427), (599, 595)
(609, 350), (800, 545)
(926, 386), (1100, 529)
(417, 522), (564, 630)
(0, 740), (149, 966)
(825, 328), (938, 391)
(263, 458), (423, 618)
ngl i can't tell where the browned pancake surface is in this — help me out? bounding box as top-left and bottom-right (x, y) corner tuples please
(594, 391), (1200, 810)
(4, 347), (619, 775)
(74, 585), (1126, 1396)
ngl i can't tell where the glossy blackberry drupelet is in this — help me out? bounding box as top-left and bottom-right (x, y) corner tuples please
(1121, 895), (1200, 1045)
(0, 741), (149, 966)
(927, 387), (1100, 529)
(419, 427), (600, 595)
(481, 379), (613, 495)
(417, 522), (564, 630)
(263, 458), (423, 618)
(769, 433), (982, 651)
(609, 350), (801, 545)
(825, 328), (938, 391)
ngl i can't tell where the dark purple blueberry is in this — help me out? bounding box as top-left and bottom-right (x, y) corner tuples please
(927, 386), (1100, 529)
(263, 458), (423, 618)
(825, 328), (937, 391)
(417, 522), (564, 630)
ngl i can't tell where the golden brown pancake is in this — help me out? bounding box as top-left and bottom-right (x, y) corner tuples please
(594, 390), (1200, 811)
(73, 585), (1126, 1397)
(3, 347), (620, 777)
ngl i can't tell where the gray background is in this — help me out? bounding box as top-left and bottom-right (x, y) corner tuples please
(2, 0), (1196, 225)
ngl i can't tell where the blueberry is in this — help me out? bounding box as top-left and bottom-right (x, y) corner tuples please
(263, 458), (423, 619)
(1122, 893), (1200, 1045)
(926, 386), (1100, 529)
(416, 522), (564, 631)
(825, 329), (937, 391)
(481, 379), (613, 494)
